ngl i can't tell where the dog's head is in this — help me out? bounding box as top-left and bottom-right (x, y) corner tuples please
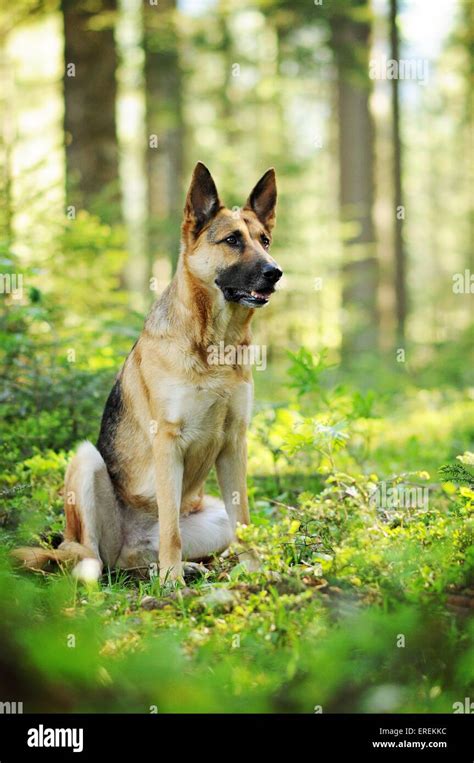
(181, 162), (282, 308)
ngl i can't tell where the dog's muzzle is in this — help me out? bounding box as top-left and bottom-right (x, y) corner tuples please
(216, 264), (282, 308)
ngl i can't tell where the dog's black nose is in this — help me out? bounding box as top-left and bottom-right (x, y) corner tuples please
(262, 263), (282, 283)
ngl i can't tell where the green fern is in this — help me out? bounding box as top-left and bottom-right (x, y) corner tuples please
(438, 461), (474, 486)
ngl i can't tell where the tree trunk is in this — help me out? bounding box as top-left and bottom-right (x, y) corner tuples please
(144, 0), (183, 275)
(62, 0), (120, 221)
(0, 41), (14, 252)
(331, 4), (379, 361)
(390, 0), (407, 343)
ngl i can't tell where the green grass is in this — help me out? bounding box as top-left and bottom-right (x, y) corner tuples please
(1, 367), (474, 712)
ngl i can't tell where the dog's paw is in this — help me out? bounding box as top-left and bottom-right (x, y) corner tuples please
(183, 561), (208, 582)
(159, 559), (184, 585)
(237, 548), (261, 572)
(72, 558), (102, 583)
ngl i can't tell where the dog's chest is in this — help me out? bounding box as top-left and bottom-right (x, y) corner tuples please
(161, 375), (246, 447)
(127, 373), (252, 506)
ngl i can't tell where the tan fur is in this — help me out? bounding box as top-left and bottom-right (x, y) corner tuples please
(11, 543), (93, 571)
(13, 164), (281, 585)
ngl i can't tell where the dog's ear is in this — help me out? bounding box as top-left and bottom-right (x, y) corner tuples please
(244, 168), (277, 231)
(184, 162), (222, 235)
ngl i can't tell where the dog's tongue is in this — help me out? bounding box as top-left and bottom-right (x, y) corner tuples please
(250, 290), (269, 300)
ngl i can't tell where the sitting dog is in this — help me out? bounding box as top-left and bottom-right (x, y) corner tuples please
(14, 162), (282, 583)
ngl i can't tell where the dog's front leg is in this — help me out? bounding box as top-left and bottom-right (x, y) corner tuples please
(216, 435), (262, 572)
(216, 430), (250, 534)
(153, 433), (184, 584)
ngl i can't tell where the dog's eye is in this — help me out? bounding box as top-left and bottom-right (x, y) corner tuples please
(261, 235), (270, 249)
(225, 235), (238, 246)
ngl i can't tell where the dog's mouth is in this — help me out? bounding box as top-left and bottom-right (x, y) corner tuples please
(219, 285), (275, 308)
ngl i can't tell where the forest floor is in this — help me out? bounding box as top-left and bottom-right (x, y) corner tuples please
(1, 364), (474, 713)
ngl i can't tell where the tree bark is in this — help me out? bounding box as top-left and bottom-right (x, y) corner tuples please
(390, 0), (407, 342)
(331, 3), (379, 360)
(144, 0), (183, 275)
(62, 0), (120, 220)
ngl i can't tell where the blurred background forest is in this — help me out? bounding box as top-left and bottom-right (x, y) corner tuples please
(1, 0), (472, 409)
(0, 0), (474, 714)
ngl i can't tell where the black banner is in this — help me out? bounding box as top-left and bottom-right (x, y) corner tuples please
(0, 713), (471, 760)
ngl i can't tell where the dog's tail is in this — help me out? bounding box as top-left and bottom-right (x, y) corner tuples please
(11, 541), (99, 576)
(10, 441), (113, 582)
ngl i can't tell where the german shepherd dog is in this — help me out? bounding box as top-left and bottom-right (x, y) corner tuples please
(14, 163), (282, 584)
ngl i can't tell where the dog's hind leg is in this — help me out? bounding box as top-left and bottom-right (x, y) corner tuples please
(12, 441), (123, 581)
(180, 495), (233, 561)
(59, 441), (123, 581)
